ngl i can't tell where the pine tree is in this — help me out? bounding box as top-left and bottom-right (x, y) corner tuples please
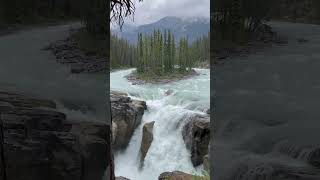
(159, 31), (163, 74)
(138, 33), (144, 73)
(178, 38), (185, 72)
(172, 34), (176, 70)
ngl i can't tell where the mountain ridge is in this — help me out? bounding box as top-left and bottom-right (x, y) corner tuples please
(112, 16), (209, 44)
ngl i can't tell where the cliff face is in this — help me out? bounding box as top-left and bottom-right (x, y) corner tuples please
(0, 90), (113, 180)
(110, 91), (147, 150)
(182, 115), (210, 167)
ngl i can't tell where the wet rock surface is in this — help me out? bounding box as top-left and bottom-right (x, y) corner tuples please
(111, 91), (147, 150)
(182, 115), (210, 167)
(158, 171), (193, 180)
(140, 121), (155, 166)
(44, 33), (107, 74)
(0, 90), (112, 180)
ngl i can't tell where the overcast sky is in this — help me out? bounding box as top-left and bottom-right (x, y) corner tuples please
(112, 0), (210, 26)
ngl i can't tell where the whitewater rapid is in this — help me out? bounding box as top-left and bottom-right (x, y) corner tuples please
(111, 68), (210, 180)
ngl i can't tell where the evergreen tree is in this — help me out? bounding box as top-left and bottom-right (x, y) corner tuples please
(133, 29), (202, 75)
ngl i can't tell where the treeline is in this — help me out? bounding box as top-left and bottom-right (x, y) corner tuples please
(271, 0), (320, 23)
(0, 0), (82, 24)
(0, 0), (107, 37)
(190, 32), (210, 64)
(110, 29), (210, 73)
(213, 0), (320, 43)
(111, 33), (137, 69)
(213, 0), (276, 42)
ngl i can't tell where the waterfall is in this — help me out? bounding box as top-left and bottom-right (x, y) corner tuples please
(111, 68), (210, 180)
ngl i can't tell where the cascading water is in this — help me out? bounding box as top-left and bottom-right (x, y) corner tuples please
(111, 68), (210, 180)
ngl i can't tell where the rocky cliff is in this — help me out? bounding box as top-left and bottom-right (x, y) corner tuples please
(111, 91), (147, 150)
(0, 90), (113, 180)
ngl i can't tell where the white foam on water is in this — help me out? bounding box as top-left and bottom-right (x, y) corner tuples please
(111, 68), (210, 180)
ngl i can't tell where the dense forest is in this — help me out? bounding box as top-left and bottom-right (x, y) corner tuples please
(111, 33), (137, 68)
(212, 0), (320, 43)
(0, 0), (83, 24)
(110, 30), (209, 73)
(136, 30), (177, 74)
(0, 0), (107, 37)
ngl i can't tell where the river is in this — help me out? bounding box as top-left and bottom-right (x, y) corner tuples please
(111, 68), (210, 180)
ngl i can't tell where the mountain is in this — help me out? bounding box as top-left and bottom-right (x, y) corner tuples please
(113, 16), (210, 44)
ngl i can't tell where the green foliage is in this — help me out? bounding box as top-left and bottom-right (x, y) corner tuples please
(111, 33), (137, 69)
(136, 29), (209, 75)
(110, 28), (209, 73)
(190, 31), (210, 64)
(136, 29), (177, 75)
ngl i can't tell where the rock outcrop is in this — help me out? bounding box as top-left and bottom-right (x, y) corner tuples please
(44, 34), (107, 74)
(116, 176), (130, 180)
(182, 115), (210, 167)
(158, 171), (193, 180)
(111, 91), (147, 150)
(140, 121), (155, 166)
(0, 90), (113, 180)
(203, 154), (210, 173)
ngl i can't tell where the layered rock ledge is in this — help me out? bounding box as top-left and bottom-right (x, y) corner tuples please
(44, 34), (107, 74)
(111, 91), (147, 150)
(0, 90), (112, 180)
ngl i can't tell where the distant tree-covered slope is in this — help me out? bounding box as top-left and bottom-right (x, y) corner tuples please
(113, 16), (210, 44)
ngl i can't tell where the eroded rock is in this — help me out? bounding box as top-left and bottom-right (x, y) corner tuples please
(140, 121), (155, 166)
(158, 171), (193, 180)
(182, 115), (210, 166)
(111, 91), (147, 150)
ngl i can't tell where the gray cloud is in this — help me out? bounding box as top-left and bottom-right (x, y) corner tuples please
(121, 0), (210, 26)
